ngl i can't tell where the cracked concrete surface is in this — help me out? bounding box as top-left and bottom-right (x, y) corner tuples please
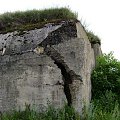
(0, 20), (101, 113)
(43, 46), (82, 106)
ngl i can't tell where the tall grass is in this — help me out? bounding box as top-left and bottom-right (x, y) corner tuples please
(1, 95), (120, 120)
(81, 91), (120, 120)
(0, 7), (77, 33)
(82, 102), (120, 120)
(1, 104), (80, 120)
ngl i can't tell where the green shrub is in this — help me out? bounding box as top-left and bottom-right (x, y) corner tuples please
(93, 90), (118, 112)
(91, 52), (120, 101)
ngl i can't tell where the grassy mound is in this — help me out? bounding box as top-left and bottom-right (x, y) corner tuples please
(0, 7), (77, 33)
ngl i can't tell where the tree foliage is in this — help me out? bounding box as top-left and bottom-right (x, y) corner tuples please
(91, 52), (120, 100)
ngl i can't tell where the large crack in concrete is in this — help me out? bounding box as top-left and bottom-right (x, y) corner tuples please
(54, 60), (72, 106)
(35, 46), (82, 106)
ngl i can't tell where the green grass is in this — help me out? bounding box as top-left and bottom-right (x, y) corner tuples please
(82, 102), (120, 120)
(1, 104), (80, 120)
(1, 91), (120, 120)
(86, 31), (101, 45)
(81, 20), (101, 45)
(1, 103), (120, 120)
(1, 95), (120, 120)
(0, 7), (77, 33)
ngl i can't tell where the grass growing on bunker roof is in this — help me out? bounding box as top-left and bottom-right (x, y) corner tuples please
(86, 31), (101, 45)
(0, 7), (77, 33)
(81, 21), (101, 45)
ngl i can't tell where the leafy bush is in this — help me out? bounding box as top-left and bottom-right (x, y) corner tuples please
(91, 52), (120, 101)
(93, 90), (118, 112)
(0, 7), (77, 33)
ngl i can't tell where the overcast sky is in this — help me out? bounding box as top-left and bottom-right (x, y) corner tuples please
(0, 0), (120, 59)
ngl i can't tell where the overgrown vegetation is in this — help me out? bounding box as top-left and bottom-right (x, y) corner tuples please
(89, 52), (120, 120)
(0, 104), (80, 120)
(91, 52), (120, 101)
(0, 7), (77, 33)
(81, 21), (101, 45)
(82, 97), (120, 120)
(86, 31), (101, 45)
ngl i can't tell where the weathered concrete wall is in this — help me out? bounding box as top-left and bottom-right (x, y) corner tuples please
(0, 20), (101, 113)
(0, 53), (66, 112)
(92, 43), (102, 65)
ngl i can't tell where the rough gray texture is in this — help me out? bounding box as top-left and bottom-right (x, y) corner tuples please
(92, 43), (102, 65)
(0, 20), (101, 113)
